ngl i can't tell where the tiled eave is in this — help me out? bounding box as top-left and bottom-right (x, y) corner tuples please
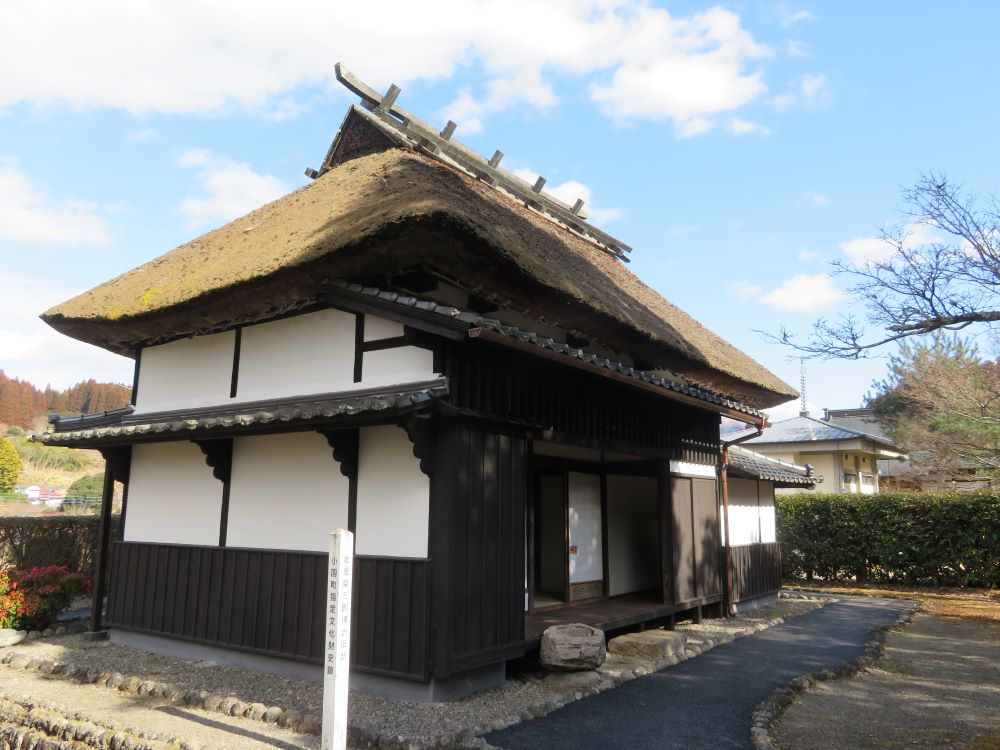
(728, 445), (822, 487)
(35, 379), (448, 446)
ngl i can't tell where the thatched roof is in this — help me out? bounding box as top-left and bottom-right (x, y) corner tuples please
(42, 106), (796, 409)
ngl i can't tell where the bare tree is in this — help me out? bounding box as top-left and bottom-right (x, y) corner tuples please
(771, 173), (1000, 359)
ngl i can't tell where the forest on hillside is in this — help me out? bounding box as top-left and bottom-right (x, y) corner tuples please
(0, 371), (131, 428)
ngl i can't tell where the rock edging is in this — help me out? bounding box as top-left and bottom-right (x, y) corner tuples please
(747, 604), (918, 750)
(0, 648), (323, 739)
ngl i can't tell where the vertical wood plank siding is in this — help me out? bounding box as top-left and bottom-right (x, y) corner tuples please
(731, 542), (782, 602)
(106, 542), (429, 679)
(443, 344), (720, 462)
(669, 477), (722, 604)
(431, 423), (527, 677)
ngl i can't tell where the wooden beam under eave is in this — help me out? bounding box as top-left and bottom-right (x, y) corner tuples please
(466, 327), (765, 427)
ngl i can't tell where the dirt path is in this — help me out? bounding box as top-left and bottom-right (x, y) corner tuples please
(773, 613), (1000, 750)
(0, 668), (318, 750)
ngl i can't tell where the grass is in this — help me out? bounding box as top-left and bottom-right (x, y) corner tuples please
(785, 580), (1000, 622)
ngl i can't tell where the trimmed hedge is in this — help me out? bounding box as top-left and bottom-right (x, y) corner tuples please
(777, 491), (1000, 587)
(0, 516), (120, 579)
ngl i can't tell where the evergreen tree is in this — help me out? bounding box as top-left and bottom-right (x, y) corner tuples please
(0, 437), (22, 493)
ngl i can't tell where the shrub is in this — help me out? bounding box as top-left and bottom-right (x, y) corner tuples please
(777, 490), (1000, 587)
(0, 565), (89, 631)
(0, 437), (21, 493)
(66, 473), (104, 501)
(0, 516), (119, 577)
(0, 568), (24, 629)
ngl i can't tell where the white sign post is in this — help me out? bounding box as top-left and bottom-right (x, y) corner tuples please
(322, 529), (354, 750)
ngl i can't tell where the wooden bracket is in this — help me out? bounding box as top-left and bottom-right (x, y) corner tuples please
(321, 429), (359, 480)
(195, 439), (233, 484)
(401, 417), (434, 477)
(98, 446), (132, 484)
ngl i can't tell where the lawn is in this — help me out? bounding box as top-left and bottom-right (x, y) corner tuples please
(784, 580), (1000, 621)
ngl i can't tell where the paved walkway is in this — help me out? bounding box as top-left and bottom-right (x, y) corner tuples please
(486, 596), (911, 750)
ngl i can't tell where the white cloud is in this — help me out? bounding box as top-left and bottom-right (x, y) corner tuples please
(840, 222), (942, 264)
(840, 235), (893, 263)
(0, 158), (113, 246)
(730, 280), (762, 302)
(0, 2), (779, 136)
(760, 273), (844, 312)
(677, 117), (714, 138)
(0, 273), (133, 390)
(798, 249), (820, 262)
(786, 40), (808, 58)
(512, 169), (622, 225)
(771, 72), (832, 110)
(765, 398), (818, 423)
(729, 118), (770, 135)
(775, 7), (816, 27)
(126, 128), (157, 142)
(177, 150), (289, 229)
(804, 190), (829, 204)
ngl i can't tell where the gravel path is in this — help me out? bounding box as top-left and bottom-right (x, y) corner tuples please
(772, 613), (1000, 750)
(0, 668), (316, 750)
(486, 596), (910, 750)
(0, 600), (825, 746)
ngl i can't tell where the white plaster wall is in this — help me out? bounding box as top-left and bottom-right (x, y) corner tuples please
(135, 331), (235, 413)
(759, 481), (776, 543)
(124, 442), (222, 545)
(236, 309), (355, 402)
(728, 477), (761, 545)
(363, 315), (404, 341)
(355, 425), (429, 557)
(568, 472), (603, 584)
(362, 347), (436, 388)
(606, 475), (659, 596)
(226, 432), (349, 552)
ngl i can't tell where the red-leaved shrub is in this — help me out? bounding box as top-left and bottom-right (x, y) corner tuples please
(0, 565), (89, 631)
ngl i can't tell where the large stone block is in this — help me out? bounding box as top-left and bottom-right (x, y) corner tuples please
(540, 623), (606, 671)
(608, 629), (687, 661)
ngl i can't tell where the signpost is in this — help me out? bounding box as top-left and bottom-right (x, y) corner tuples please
(322, 529), (354, 750)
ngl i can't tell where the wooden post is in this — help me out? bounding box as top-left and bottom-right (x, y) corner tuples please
(86, 466), (115, 639)
(322, 530), (354, 750)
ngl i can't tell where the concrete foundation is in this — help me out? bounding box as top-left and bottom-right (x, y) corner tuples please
(734, 592), (780, 614)
(110, 630), (506, 703)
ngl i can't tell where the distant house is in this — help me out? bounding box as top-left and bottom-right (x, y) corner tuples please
(731, 410), (906, 494)
(36, 70), (798, 701)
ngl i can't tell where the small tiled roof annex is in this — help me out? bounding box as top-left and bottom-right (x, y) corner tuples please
(728, 444), (822, 487)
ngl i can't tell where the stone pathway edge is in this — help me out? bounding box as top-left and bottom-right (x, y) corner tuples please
(747, 602), (919, 750)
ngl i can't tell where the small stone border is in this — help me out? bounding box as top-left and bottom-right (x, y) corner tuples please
(747, 603), (919, 750)
(0, 694), (207, 750)
(0, 595), (834, 750)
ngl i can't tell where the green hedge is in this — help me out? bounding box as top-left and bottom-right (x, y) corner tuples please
(776, 491), (1000, 587)
(0, 516), (120, 578)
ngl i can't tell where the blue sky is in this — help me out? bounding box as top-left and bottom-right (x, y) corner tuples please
(1, 1), (998, 421)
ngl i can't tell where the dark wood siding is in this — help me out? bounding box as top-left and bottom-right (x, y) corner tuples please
(442, 344), (720, 462)
(107, 542), (429, 679)
(731, 542), (781, 603)
(431, 422), (527, 677)
(352, 555), (430, 680)
(669, 476), (722, 605)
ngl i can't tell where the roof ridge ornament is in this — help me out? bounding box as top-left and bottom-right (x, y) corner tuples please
(315, 63), (632, 263)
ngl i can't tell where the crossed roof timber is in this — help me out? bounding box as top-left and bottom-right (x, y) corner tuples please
(310, 63), (632, 263)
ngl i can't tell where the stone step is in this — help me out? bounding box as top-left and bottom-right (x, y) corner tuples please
(607, 630), (687, 661)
